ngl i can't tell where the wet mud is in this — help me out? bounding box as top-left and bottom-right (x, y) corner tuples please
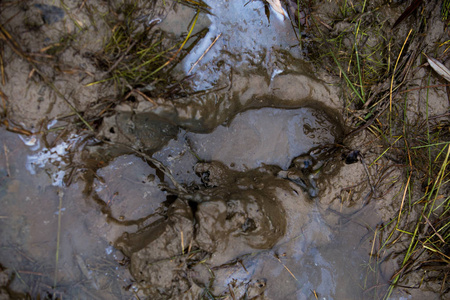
(1, 0), (449, 299)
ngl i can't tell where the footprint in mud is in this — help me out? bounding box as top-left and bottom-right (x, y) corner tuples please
(111, 107), (342, 299)
(115, 160), (315, 298)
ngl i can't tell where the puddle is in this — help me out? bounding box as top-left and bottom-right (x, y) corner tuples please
(0, 103), (386, 298)
(186, 107), (341, 171)
(0, 0), (391, 299)
(0, 129), (135, 299)
(178, 0), (302, 90)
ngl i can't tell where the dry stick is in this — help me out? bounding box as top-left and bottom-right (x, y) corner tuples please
(79, 0), (88, 11)
(18, 270), (45, 276)
(188, 33), (222, 74)
(181, 231), (185, 255)
(125, 89), (157, 106)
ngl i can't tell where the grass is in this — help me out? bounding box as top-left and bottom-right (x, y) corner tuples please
(303, 0), (450, 297)
(308, 3), (391, 113)
(91, 0), (209, 98)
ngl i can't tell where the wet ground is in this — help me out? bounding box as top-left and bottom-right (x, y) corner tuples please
(1, 0), (448, 299)
(0, 108), (387, 299)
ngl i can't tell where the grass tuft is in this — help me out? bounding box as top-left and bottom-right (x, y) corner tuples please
(302, 0), (450, 297)
(92, 0), (207, 98)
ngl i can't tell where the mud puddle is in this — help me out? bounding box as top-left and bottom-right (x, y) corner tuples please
(1, 105), (387, 299)
(0, 0), (395, 299)
(92, 106), (386, 298)
(0, 128), (137, 299)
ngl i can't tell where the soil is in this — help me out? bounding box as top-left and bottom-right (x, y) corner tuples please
(0, 0), (449, 299)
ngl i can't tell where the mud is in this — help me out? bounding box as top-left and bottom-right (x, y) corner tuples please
(113, 158), (313, 298)
(1, 0), (449, 299)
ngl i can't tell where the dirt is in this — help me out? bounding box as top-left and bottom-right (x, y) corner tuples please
(1, 0), (449, 299)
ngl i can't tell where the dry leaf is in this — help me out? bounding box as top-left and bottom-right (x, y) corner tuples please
(424, 53), (450, 82)
(266, 0), (285, 17)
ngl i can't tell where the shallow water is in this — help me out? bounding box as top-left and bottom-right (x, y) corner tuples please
(0, 129), (136, 299)
(0, 0), (390, 299)
(0, 102), (386, 299)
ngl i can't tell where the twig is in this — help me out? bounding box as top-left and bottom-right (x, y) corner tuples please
(181, 231), (185, 255)
(107, 39), (138, 73)
(0, 89), (7, 112)
(149, 11), (200, 77)
(116, 143), (187, 193)
(17, 270), (45, 276)
(0, 45), (5, 85)
(125, 89), (157, 106)
(188, 33), (222, 74)
(79, 0), (88, 11)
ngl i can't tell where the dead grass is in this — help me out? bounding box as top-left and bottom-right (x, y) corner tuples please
(90, 0), (209, 99)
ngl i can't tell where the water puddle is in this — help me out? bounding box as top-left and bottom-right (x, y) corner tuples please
(0, 0), (389, 299)
(0, 129), (135, 299)
(186, 107), (340, 171)
(0, 101), (385, 298)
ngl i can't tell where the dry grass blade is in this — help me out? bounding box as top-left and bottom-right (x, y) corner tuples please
(0, 89), (7, 113)
(423, 53), (450, 82)
(0, 46), (5, 85)
(3, 144), (10, 177)
(151, 11), (200, 76)
(274, 255), (298, 281)
(53, 190), (64, 294)
(421, 213), (445, 244)
(188, 33), (222, 74)
(266, 0), (285, 17)
(390, 29), (412, 113)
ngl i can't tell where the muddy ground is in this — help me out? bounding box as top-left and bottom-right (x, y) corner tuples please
(0, 0), (449, 299)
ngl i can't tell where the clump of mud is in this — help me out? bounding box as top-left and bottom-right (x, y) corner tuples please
(113, 158), (320, 298)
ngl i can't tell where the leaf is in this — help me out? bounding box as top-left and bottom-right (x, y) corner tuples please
(424, 53), (450, 82)
(266, 0), (285, 17)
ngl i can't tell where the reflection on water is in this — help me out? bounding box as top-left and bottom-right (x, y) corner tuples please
(187, 107), (340, 171)
(25, 133), (81, 187)
(0, 104), (387, 298)
(177, 0), (302, 90)
(0, 128), (135, 299)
